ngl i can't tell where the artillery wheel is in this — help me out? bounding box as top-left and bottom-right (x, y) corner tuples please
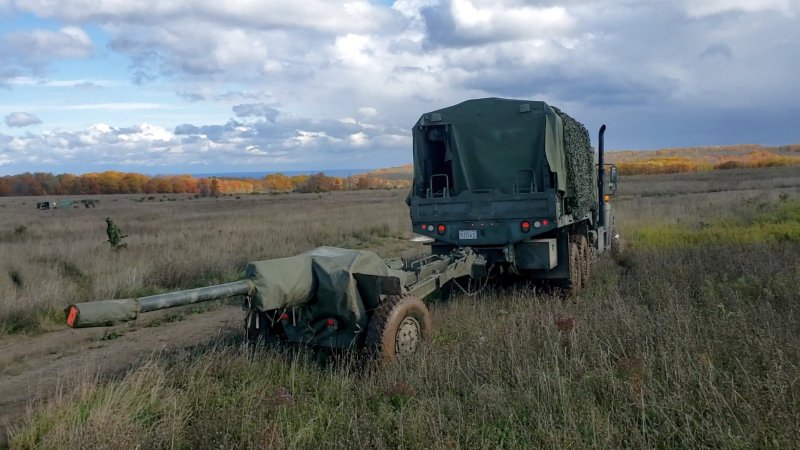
(578, 235), (590, 288)
(567, 237), (583, 296)
(367, 294), (432, 362)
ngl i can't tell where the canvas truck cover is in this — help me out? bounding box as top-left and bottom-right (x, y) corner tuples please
(412, 98), (597, 220)
(246, 247), (402, 348)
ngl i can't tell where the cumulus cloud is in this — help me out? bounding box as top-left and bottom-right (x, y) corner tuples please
(15, 0), (401, 34)
(232, 103), (280, 121)
(681, 0), (795, 18)
(422, 0), (575, 47)
(358, 107), (379, 118)
(215, 90), (276, 102)
(1, 123), (182, 168)
(0, 26), (93, 79)
(10, 0), (404, 84)
(177, 91), (206, 102)
(4, 112), (42, 127)
(699, 43), (734, 61)
(1, 0), (799, 172)
(5, 76), (110, 88)
(0, 104), (411, 171)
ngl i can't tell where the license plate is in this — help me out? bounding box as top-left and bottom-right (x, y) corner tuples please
(459, 230), (478, 240)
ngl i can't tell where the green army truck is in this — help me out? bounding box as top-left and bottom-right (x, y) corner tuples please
(408, 98), (618, 293)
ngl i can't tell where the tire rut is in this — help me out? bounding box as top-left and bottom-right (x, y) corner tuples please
(0, 304), (244, 445)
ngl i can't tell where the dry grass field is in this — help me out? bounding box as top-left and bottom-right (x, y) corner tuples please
(0, 190), (419, 335)
(2, 166), (800, 448)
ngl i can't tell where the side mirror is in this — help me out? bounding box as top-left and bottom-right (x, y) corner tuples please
(608, 165), (618, 194)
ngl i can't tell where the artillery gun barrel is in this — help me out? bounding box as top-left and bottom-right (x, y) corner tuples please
(137, 280), (254, 312)
(66, 280), (255, 328)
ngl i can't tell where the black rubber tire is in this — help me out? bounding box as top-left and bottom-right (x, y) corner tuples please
(567, 237), (582, 297)
(578, 235), (590, 288)
(367, 294), (432, 362)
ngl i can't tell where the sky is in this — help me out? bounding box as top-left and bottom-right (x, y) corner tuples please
(0, 0), (799, 175)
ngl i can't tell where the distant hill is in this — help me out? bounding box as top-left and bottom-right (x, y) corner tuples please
(192, 169), (370, 179)
(608, 144), (800, 175)
(363, 165), (414, 181)
(363, 144), (800, 179)
(607, 144), (800, 164)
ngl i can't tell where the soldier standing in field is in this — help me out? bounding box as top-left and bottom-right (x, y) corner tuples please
(105, 217), (128, 249)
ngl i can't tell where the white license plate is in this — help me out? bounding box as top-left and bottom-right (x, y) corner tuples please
(459, 230), (478, 240)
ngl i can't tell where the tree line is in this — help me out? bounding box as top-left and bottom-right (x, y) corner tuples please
(614, 150), (800, 176)
(0, 171), (411, 197)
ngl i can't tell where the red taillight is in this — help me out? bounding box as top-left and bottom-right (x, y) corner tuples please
(521, 220), (531, 232)
(326, 318), (337, 329)
(437, 224), (446, 235)
(542, 219), (549, 226)
(280, 312), (289, 321)
(420, 224), (427, 231)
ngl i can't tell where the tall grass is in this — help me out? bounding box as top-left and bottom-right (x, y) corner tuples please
(632, 200), (800, 248)
(0, 191), (417, 334)
(10, 243), (799, 448)
(6, 167), (800, 448)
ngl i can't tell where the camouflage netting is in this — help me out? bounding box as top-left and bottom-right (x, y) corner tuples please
(553, 107), (597, 221)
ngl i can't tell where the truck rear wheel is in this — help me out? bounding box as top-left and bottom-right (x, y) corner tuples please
(367, 293), (432, 361)
(579, 235), (590, 288)
(567, 237), (582, 296)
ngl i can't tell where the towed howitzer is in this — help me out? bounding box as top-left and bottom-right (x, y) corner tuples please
(66, 246), (485, 360)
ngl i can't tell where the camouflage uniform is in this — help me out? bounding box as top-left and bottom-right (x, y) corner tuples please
(106, 217), (127, 249)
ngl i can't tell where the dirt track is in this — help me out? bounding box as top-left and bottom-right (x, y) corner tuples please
(0, 305), (244, 444)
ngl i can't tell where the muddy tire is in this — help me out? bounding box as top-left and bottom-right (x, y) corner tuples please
(578, 235), (590, 288)
(367, 294), (432, 362)
(567, 237), (583, 296)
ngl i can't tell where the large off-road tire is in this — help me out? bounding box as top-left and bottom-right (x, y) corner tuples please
(578, 235), (590, 288)
(367, 294), (432, 362)
(567, 237), (583, 297)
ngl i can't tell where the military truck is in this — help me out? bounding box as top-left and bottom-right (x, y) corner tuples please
(408, 98), (618, 293)
(36, 200), (58, 210)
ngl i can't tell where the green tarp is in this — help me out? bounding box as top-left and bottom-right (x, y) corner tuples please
(246, 247), (400, 348)
(412, 97), (596, 220)
(413, 98), (566, 194)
